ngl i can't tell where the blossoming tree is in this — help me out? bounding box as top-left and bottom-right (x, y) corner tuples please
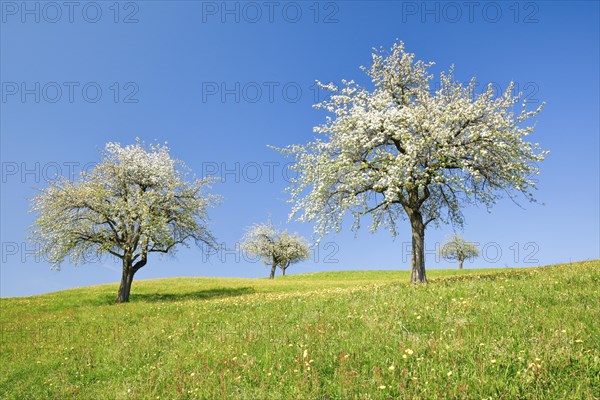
(277, 232), (312, 276)
(275, 41), (547, 283)
(241, 222), (310, 278)
(31, 140), (218, 303)
(439, 234), (479, 269)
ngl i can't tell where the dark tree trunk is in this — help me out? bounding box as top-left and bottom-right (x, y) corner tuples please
(116, 254), (146, 303)
(116, 260), (135, 303)
(269, 262), (277, 279)
(459, 259), (464, 270)
(408, 211), (427, 284)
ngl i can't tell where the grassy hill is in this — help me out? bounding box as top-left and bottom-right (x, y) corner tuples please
(1, 261), (599, 399)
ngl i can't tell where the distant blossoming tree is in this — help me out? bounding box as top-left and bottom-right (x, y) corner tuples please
(274, 41), (547, 283)
(277, 233), (312, 276)
(31, 140), (218, 303)
(439, 234), (479, 269)
(241, 222), (310, 278)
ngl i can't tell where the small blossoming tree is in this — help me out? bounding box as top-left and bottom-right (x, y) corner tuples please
(277, 233), (312, 276)
(241, 222), (310, 278)
(274, 41), (547, 283)
(31, 140), (218, 303)
(439, 234), (479, 269)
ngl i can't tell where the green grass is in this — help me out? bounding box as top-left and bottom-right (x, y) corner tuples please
(1, 261), (599, 399)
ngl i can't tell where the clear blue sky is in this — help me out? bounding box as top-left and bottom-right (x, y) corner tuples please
(1, 1), (598, 297)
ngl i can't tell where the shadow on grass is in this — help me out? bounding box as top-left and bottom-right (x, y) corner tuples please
(129, 286), (256, 303)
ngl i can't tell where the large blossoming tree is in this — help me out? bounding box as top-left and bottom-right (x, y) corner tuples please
(31, 140), (218, 303)
(275, 41), (547, 283)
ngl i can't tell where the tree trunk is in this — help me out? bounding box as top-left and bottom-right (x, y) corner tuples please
(459, 259), (464, 270)
(408, 211), (427, 284)
(281, 267), (286, 276)
(116, 259), (135, 303)
(116, 253), (147, 303)
(269, 262), (277, 279)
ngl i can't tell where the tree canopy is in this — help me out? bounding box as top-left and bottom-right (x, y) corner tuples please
(274, 41), (546, 283)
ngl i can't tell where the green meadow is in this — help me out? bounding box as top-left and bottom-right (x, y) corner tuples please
(1, 261), (599, 399)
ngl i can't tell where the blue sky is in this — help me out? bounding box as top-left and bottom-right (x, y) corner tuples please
(1, 1), (598, 297)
